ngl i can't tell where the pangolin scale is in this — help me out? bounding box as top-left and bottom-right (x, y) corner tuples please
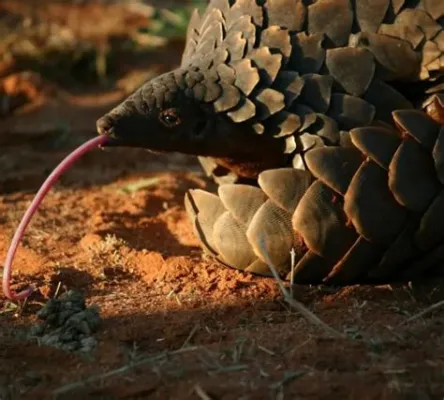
(97, 0), (444, 285)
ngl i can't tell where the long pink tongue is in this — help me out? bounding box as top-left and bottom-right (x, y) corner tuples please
(2, 135), (108, 301)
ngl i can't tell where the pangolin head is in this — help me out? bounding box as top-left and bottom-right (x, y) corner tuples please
(96, 68), (284, 163)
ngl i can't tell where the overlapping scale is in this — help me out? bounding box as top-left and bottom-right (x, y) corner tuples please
(246, 199), (295, 268)
(325, 47), (375, 97)
(213, 211), (257, 268)
(249, 47), (283, 84)
(327, 93), (376, 130)
(184, 189), (227, 256)
(363, 79), (413, 125)
(349, 32), (419, 81)
(271, 71), (305, 107)
(392, 110), (440, 150)
(292, 181), (358, 261)
(265, 0), (306, 32)
(307, 0), (353, 47)
(350, 126), (401, 170)
(356, 0), (390, 33)
(230, 16), (256, 53)
(262, 111), (302, 138)
(258, 168), (312, 213)
(289, 32), (325, 74)
(260, 26), (292, 61)
(231, 59), (260, 96)
(218, 184), (268, 225)
(344, 160), (408, 245)
(388, 138), (441, 212)
(308, 114), (340, 144)
(226, 98), (256, 122)
(298, 74), (334, 113)
(253, 88), (286, 119)
(304, 146), (363, 195)
(226, 0), (263, 28)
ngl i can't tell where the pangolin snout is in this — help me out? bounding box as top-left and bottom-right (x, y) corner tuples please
(96, 114), (116, 138)
(95, 107), (154, 148)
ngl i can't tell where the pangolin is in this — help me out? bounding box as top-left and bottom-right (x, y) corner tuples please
(96, 0), (444, 285)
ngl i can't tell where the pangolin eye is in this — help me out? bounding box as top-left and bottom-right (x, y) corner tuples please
(159, 109), (181, 128)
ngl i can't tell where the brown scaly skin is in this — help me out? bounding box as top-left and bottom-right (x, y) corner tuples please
(97, 0), (444, 285)
(97, 71), (289, 178)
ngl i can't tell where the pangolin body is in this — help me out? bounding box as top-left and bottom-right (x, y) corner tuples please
(97, 0), (444, 285)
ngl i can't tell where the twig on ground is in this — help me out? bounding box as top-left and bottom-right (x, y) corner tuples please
(181, 324), (199, 348)
(257, 344), (275, 356)
(289, 248), (296, 298)
(193, 383), (215, 400)
(257, 239), (345, 339)
(400, 299), (444, 325)
(53, 281), (62, 299)
(209, 364), (248, 374)
(269, 370), (306, 390)
(18, 297), (29, 316)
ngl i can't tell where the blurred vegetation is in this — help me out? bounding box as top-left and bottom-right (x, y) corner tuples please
(0, 0), (206, 86)
(140, 1), (206, 39)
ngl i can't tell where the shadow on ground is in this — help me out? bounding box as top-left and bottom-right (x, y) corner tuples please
(2, 281), (444, 399)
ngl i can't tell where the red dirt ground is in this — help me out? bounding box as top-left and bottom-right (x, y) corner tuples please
(1, 2), (444, 399)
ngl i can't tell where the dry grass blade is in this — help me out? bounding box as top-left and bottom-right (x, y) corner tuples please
(400, 299), (444, 325)
(269, 370), (306, 390)
(193, 383), (216, 400)
(289, 248), (296, 298)
(53, 281), (62, 299)
(257, 238), (345, 339)
(182, 323), (200, 348)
